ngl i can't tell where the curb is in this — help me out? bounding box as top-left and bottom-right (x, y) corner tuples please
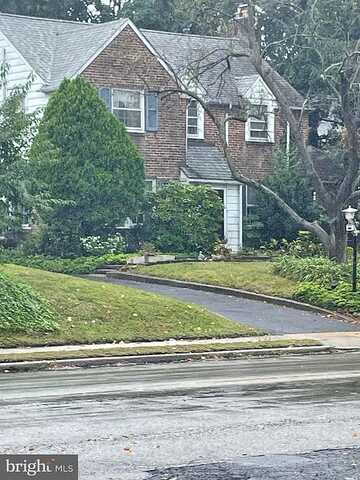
(0, 346), (334, 373)
(106, 271), (352, 323)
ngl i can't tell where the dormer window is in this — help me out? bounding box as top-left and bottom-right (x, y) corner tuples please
(245, 103), (275, 143)
(187, 99), (204, 139)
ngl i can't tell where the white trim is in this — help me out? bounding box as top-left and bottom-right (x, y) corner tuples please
(244, 76), (276, 144)
(247, 75), (276, 102)
(225, 113), (229, 145)
(187, 99), (204, 139)
(112, 88), (145, 133)
(286, 121), (291, 156)
(145, 178), (157, 192)
(245, 102), (275, 144)
(180, 174), (240, 185)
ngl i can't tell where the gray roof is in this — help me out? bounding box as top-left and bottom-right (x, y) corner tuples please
(0, 12), (303, 106)
(0, 13), (127, 90)
(184, 143), (234, 181)
(142, 29), (304, 107)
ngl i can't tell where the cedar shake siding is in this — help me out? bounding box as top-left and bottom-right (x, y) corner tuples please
(81, 25), (186, 180)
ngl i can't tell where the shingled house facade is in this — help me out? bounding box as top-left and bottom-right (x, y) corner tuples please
(0, 12), (305, 252)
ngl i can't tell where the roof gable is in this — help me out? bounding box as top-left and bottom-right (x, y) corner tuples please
(141, 29), (304, 107)
(0, 13), (128, 89)
(0, 12), (304, 107)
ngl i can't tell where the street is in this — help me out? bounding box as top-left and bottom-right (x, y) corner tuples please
(1, 353), (360, 479)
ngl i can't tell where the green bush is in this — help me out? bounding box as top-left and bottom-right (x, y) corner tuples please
(0, 272), (58, 333)
(80, 234), (126, 256)
(0, 251), (128, 275)
(294, 282), (360, 314)
(146, 182), (223, 254)
(274, 255), (351, 287)
(264, 231), (324, 257)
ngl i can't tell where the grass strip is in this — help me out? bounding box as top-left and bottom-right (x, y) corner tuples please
(0, 339), (321, 363)
(135, 261), (297, 298)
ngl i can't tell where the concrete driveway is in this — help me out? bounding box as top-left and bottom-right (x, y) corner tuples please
(88, 275), (360, 335)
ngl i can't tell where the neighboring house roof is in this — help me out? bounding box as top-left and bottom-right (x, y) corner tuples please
(183, 143), (234, 181)
(0, 12), (304, 107)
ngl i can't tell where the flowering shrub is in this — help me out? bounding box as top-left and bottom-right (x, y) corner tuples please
(80, 234), (126, 256)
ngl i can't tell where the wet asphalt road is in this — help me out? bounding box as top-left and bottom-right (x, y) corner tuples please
(88, 275), (360, 334)
(1, 353), (360, 479)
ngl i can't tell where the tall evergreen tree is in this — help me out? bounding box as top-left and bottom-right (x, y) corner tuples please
(30, 78), (144, 256)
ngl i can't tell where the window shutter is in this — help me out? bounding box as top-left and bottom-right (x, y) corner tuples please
(99, 87), (112, 111)
(145, 93), (159, 132)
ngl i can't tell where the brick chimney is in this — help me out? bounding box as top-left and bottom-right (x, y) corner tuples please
(231, 2), (249, 38)
(236, 3), (249, 19)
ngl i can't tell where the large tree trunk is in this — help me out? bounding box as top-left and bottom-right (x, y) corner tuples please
(328, 215), (347, 263)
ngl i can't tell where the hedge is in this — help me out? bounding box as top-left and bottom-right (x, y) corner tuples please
(0, 252), (128, 275)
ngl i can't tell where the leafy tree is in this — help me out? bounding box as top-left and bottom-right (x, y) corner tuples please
(257, 0), (360, 97)
(30, 77), (144, 257)
(0, 69), (38, 240)
(121, 0), (177, 31)
(0, 0), (116, 22)
(172, 0), (235, 35)
(244, 0), (360, 261)
(146, 182), (223, 254)
(167, 0), (359, 261)
(121, 0), (234, 34)
(256, 148), (320, 242)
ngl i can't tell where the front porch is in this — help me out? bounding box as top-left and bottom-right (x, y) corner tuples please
(180, 143), (244, 253)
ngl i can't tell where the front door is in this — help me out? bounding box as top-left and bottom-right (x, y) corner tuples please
(214, 189), (225, 240)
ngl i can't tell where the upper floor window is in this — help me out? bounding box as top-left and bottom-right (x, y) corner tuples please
(245, 103), (275, 143)
(112, 89), (144, 132)
(187, 99), (204, 139)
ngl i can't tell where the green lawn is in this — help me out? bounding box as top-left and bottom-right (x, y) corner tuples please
(135, 261), (297, 298)
(0, 265), (261, 348)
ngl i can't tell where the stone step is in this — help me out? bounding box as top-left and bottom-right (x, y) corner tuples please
(95, 268), (122, 275)
(103, 264), (125, 269)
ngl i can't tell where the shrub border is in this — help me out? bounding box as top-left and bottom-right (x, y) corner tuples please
(106, 271), (353, 323)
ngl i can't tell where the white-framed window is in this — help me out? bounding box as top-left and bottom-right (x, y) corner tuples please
(112, 89), (145, 133)
(145, 179), (156, 193)
(187, 99), (204, 139)
(245, 103), (275, 143)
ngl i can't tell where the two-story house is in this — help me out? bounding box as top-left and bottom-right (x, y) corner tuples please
(0, 8), (305, 253)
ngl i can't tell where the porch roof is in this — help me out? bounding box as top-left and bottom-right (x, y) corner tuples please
(183, 143), (235, 182)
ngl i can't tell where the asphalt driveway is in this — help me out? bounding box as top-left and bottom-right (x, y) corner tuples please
(87, 275), (360, 335)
